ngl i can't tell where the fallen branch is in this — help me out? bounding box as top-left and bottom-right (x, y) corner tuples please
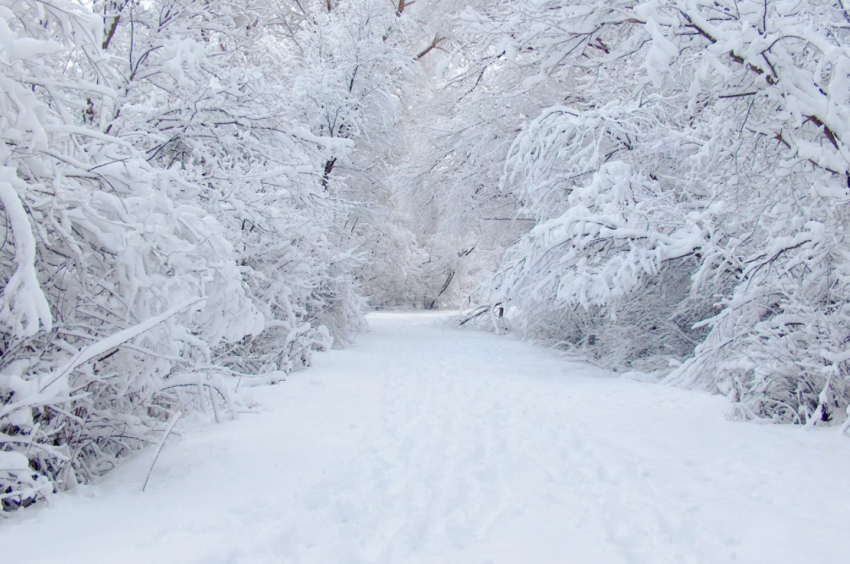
(142, 411), (182, 492)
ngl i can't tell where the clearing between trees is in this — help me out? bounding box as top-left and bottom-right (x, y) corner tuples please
(2, 312), (847, 564)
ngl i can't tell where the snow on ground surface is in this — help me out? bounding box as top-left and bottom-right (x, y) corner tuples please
(2, 312), (849, 564)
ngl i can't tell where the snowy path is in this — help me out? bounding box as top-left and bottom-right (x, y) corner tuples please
(3, 312), (848, 564)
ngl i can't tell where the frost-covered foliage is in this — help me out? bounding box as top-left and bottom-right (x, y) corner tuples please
(0, 0), (364, 510)
(268, 0), (475, 310)
(99, 0), (364, 368)
(390, 9), (544, 309)
(461, 0), (850, 426)
(273, 0), (424, 309)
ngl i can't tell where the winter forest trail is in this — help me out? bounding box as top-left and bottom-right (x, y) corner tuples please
(2, 312), (848, 564)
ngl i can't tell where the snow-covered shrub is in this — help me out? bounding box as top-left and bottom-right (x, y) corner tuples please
(0, 0), (267, 509)
(98, 0), (364, 370)
(0, 0), (366, 511)
(462, 0), (850, 425)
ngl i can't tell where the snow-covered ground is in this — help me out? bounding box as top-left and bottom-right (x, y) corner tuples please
(2, 312), (848, 564)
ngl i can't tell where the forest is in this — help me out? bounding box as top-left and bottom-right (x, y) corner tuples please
(2, 0), (849, 513)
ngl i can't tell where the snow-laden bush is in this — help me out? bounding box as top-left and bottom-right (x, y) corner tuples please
(1, 0), (365, 511)
(0, 0), (262, 510)
(463, 0), (850, 426)
(100, 0), (363, 371)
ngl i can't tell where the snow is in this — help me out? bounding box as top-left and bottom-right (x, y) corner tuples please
(0, 451), (29, 471)
(35, 297), (205, 397)
(0, 172), (52, 338)
(2, 312), (848, 563)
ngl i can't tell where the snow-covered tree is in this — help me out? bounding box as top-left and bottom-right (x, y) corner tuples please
(460, 0), (850, 426)
(278, 0), (428, 309)
(99, 0), (365, 360)
(0, 0), (365, 511)
(387, 0), (550, 309)
(0, 0), (262, 509)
